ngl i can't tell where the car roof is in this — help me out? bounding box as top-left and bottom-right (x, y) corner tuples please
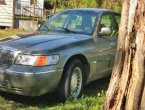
(66, 8), (120, 14)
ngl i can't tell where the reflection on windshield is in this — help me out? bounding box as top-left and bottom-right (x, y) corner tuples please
(39, 10), (98, 35)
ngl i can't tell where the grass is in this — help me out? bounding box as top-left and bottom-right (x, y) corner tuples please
(0, 29), (30, 38)
(0, 29), (110, 110)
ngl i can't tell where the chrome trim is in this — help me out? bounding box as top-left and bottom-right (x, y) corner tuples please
(35, 70), (56, 74)
(6, 69), (57, 75)
(6, 70), (33, 75)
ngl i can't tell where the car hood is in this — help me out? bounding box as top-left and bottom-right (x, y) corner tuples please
(1, 32), (91, 54)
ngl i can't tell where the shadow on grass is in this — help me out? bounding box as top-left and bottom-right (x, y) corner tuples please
(84, 76), (110, 96)
(0, 76), (110, 108)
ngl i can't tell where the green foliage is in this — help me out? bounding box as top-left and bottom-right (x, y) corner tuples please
(74, 0), (96, 8)
(44, 0), (123, 13)
(0, 92), (105, 110)
(0, 29), (29, 37)
(96, 0), (103, 8)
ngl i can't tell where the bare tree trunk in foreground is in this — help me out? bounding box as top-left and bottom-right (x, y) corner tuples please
(104, 0), (145, 110)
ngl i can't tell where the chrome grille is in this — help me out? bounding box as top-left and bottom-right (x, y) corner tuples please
(0, 49), (14, 66)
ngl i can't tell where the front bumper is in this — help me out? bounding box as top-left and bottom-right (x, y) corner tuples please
(0, 65), (63, 96)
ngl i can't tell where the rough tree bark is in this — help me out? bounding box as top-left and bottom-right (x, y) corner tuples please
(104, 0), (145, 110)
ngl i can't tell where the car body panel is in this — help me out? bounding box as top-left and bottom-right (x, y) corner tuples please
(85, 37), (117, 82)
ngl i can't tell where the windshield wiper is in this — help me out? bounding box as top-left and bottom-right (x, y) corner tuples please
(58, 27), (76, 33)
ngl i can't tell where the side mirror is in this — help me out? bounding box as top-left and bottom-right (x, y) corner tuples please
(98, 27), (111, 36)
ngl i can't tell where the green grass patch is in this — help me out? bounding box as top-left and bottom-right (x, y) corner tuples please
(0, 29), (30, 38)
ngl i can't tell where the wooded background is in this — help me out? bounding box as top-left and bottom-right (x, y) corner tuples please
(44, 0), (123, 13)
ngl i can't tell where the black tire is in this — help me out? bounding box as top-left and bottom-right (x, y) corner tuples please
(57, 59), (84, 101)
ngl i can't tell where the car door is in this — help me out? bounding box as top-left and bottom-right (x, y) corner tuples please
(87, 13), (119, 81)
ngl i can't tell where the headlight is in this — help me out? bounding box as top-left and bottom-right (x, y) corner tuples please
(15, 54), (59, 66)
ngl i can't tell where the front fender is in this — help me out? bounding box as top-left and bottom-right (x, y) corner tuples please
(56, 47), (87, 69)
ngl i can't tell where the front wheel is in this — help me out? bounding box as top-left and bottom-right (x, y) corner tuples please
(57, 59), (84, 101)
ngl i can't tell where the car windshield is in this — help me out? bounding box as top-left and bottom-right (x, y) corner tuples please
(39, 10), (99, 35)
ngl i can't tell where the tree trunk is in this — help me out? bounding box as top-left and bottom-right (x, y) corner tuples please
(53, 0), (57, 13)
(104, 0), (145, 110)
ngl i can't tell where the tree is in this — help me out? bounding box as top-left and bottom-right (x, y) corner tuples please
(104, 0), (145, 110)
(101, 0), (122, 12)
(44, 0), (123, 12)
(96, 0), (103, 8)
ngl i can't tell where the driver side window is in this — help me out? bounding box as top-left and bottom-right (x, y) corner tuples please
(101, 15), (112, 27)
(99, 14), (117, 37)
